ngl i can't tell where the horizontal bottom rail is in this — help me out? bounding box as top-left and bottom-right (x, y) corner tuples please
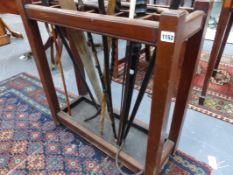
(57, 96), (174, 172)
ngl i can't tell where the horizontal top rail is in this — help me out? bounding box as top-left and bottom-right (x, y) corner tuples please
(184, 10), (205, 39)
(24, 4), (204, 44)
(81, 0), (194, 13)
(25, 4), (159, 45)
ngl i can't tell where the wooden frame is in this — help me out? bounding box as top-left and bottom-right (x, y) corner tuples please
(83, 0), (211, 78)
(16, 0), (210, 174)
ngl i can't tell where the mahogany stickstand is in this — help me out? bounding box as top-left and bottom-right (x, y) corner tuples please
(17, 0), (211, 174)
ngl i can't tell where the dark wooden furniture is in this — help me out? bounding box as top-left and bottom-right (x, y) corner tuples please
(0, 17), (11, 46)
(0, 0), (41, 14)
(0, 17), (24, 46)
(0, 0), (61, 66)
(199, 0), (233, 105)
(0, 1), (24, 46)
(0, 0), (19, 14)
(17, 0), (210, 174)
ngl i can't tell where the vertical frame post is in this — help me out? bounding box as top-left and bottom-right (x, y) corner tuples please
(168, 27), (206, 147)
(168, 0), (211, 148)
(16, 0), (60, 124)
(145, 10), (186, 175)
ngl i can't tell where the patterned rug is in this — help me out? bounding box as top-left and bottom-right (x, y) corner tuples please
(0, 73), (212, 175)
(113, 52), (233, 124)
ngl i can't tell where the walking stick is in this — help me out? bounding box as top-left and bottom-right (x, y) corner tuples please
(117, 0), (147, 146)
(121, 0), (184, 143)
(97, 0), (118, 139)
(110, 0), (121, 80)
(58, 0), (103, 106)
(55, 26), (100, 114)
(170, 0), (183, 9)
(123, 49), (156, 140)
(41, 0), (72, 115)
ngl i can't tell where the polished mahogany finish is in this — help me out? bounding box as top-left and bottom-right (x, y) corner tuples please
(16, 0), (209, 174)
(0, 0), (19, 14)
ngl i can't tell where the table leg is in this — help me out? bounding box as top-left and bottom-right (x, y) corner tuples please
(213, 14), (233, 76)
(199, 7), (232, 105)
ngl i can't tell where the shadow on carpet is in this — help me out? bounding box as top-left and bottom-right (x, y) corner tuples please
(0, 73), (212, 175)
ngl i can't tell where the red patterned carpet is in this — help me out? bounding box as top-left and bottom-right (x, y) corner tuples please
(193, 53), (233, 98)
(0, 73), (212, 174)
(113, 52), (233, 124)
